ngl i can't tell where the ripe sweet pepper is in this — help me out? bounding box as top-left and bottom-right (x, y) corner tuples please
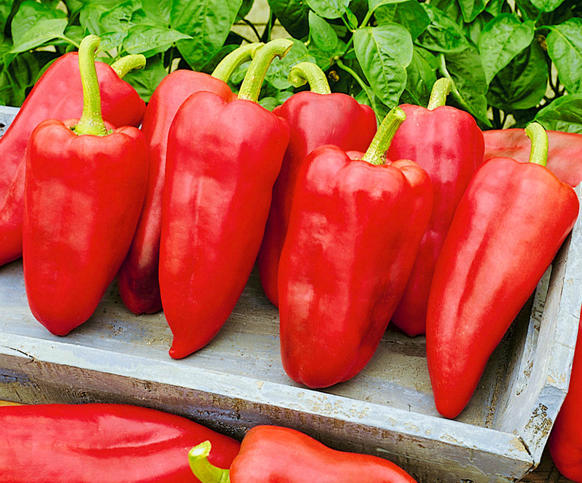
(159, 39), (291, 359)
(549, 311), (582, 482)
(484, 128), (582, 187)
(0, 49), (145, 267)
(278, 107), (433, 388)
(427, 123), (579, 419)
(257, 61), (377, 306)
(189, 425), (416, 483)
(0, 403), (240, 483)
(23, 36), (149, 335)
(118, 43), (262, 315)
(388, 78), (483, 337)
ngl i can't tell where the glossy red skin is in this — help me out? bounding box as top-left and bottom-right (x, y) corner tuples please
(0, 53), (145, 267)
(387, 104), (483, 337)
(484, 129), (582, 187)
(278, 146), (433, 388)
(257, 92), (376, 307)
(229, 425), (416, 482)
(549, 312), (582, 481)
(160, 91), (289, 359)
(427, 158), (579, 419)
(23, 120), (148, 335)
(118, 71), (235, 315)
(0, 403), (240, 483)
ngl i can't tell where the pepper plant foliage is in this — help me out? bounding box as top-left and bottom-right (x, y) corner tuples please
(1, 0), (581, 131)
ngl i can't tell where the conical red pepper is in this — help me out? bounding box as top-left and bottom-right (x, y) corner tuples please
(23, 36), (149, 335)
(278, 107), (433, 388)
(427, 123), (579, 419)
(388, 78), (483, 337)
(484, 128), (582, 187)
(0, 49), (145, 268)
(189, 425), (416, 482)
(0, 403), (240, 483)
(159, 39), (291, 359)
(257, 62), (376, 306)
(118, 43), (262, 315)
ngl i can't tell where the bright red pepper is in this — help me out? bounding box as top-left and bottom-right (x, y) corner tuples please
(256, 62), (376, 307)
(427, 123), (579, 419)
(278, 108), (433, 388)
(484, 128), (582, 187)
(549, 311), (582, 482)
(387, 79), (483, 337)
(189, 425), (416, 483)
(0, 50), (145, 268)
(23, 36), (149, 335)
(118, 43), (262, 315)
(159, 40), (291, 359)
(0, 403), (240, 483)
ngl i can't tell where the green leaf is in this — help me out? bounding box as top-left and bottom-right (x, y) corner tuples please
(265, 39), (317, 90)
(267, 0), (309, 38)
(417, 4), (469, 53)
(465, 11), (493, 46)
(488, 43), (548, 110)
(237, 0), (254, 21)
(309, 11), (339, 52)
(530, 0), (566, 12)
(354, 24), (413, 107)
(308, 40), (346, 70)
(171, 0), (242, 71)
(535, 94), (582, 133)
(375, 1), (430, 40)
(0, 0), (12, 33)
(547, 18), (582, 94)
(123, 54), (168, 102)
(100, 0), (142, 33)
(0, 52), (40, 106)
(345, 8), (358, 29)
(306, 0), (350, 19)
(369, 0), (408, 10)
(442, 47), (491, 125)
(478, 14), (534, 84)
(485, 0), (503, 16)
(79, 0), (120, 35)
(10, 1), (67, 53)
(458, 0), (488, 23)
(124, 25), (191, 57)
(139, 0), (172, 26)
(403, 46), (437, 106)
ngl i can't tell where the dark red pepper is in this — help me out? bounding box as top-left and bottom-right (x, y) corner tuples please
(118, 43), (262, 315)
(278, 107), (433, 388)
(257, 62), (376, 306)
(484, 128), (582, 187)
(23, 36), (149, 335)
(0, 50), (145, 267)
(159, 40), (291, 359)
(189, 425), (416, 482)
(427, 123), (579, 418)
(0, 403), (240, 483)
(387, 79), (483, 337)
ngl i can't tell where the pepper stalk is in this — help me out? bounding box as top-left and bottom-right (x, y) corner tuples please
(362, 107), (407, 166)
(189, 441), (231, 483)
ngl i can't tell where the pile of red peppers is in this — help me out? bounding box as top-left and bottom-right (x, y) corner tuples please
(0, 33), (580, 480)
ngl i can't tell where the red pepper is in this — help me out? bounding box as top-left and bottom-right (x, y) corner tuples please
(0, 403), (240, 483)
(23, 36), (149, 335)
(484, 128), (582, 187)
(256, 62), (376, 306)
(159, 40), (291, 359)
(0, 50), (145, 268)
(118, 43), (262, 315)
(387, 79), (483, 337)
(189, 425), (416, 482)
(427, 123), (579, 419)
(549, 311), (582, 481)
(278, 108), (433, 388)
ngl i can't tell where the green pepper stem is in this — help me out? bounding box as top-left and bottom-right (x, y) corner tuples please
(238, 38), (293, 102)
(74, 35), (108, 136)
(288, 62), (331, 94)
(525, 122), (549, 167)
(212, 43), (264, 82)
(110, 54), (146, 79)
(188, 441), (231, 483)
(427, 78), (452, 110)
(362, 107), (406, 166)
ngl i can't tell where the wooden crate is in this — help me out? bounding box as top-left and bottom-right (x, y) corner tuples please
(0, 106), (580, 481)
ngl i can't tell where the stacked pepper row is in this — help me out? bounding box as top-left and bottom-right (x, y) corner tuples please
(0, 34), (580, 479)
